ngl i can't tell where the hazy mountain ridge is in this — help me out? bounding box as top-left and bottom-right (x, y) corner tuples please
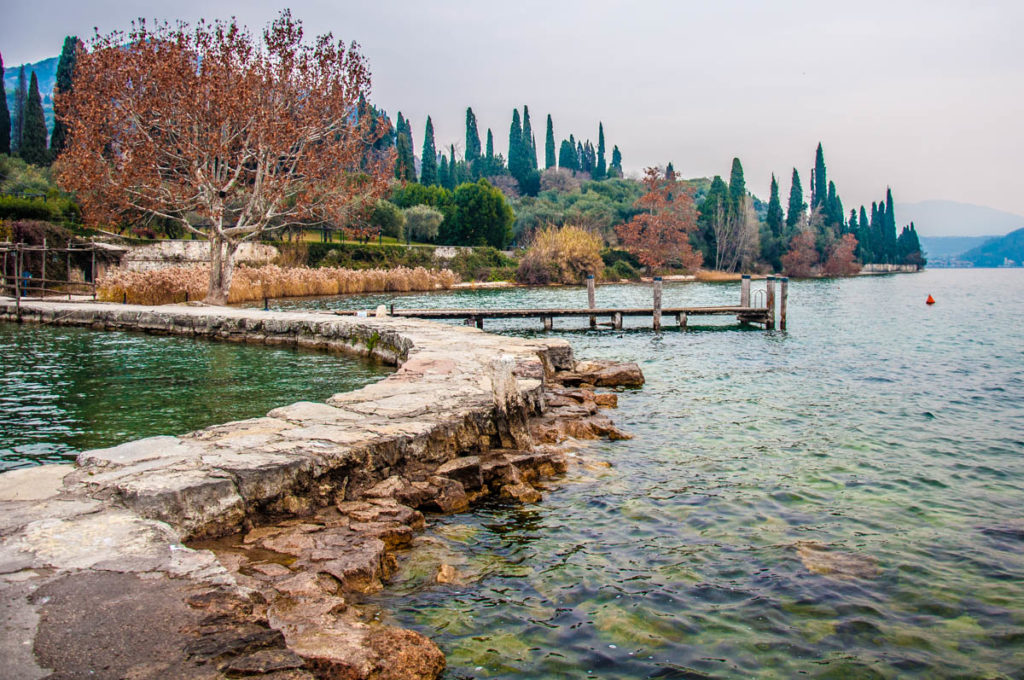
(4, 56), (59, 133)
(919, 236), (996, 260)
(896, 200), (1024, 238)
(959, 228), (1024, 267)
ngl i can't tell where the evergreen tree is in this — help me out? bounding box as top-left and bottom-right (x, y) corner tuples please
(728, 157), (746, 215)
(786, 169), (805, 230)
(594, 122), (607, 180)
(50, 36), (81, 156)
(394, 112), (416, 181)
(857, 205), (872, 262)
(884, 188), (897, 262)
(544, 114), (556, 169)
(522, 105), (537, 170)
(20, 72), (49, 165)
(0, 53), (10, 155)
(762, 173), (785, 271)
(486, 128), (494, 159)
(449, 144), (463, 187)
(766, 174), (783, 237)
(11, 66), (27, 152)
(665, 162), (675, 178)
(420, 116), (438, 186)
(508, 108), (524, 180)
(610, 145), (622, 175)
(465, 107), (481, 163)
(558, 139), (577, 172)
(812, 142), (827, 210)
(696, 175), (729, 265)
(438, 154), (450, 191)
(848, 209), (858, 234)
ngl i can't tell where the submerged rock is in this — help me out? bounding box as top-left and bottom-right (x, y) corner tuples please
(795, 541), (879, 579)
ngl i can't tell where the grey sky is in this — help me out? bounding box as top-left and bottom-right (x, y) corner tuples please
(3, 0), (1023, 228)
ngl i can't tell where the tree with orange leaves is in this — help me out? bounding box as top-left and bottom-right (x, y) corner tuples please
(614, 166), (702, 273)
(56, 11), (393, 304)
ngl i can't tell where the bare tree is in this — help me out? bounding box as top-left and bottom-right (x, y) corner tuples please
(710, 195), (760, 272)
(56, 12), (393, 303)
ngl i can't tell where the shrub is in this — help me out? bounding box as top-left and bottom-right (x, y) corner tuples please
(516, 224), (604, 285)
(446, 246), (517, 282)
(370, 199), (405, 239)
(402, 205), (444, 242)
(605, 260), (640, 281)
(96, 264), (459, 305)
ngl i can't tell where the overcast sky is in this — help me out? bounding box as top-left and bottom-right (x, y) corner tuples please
(3, 0), (1023, 227)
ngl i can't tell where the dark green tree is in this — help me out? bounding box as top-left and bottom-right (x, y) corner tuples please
(594, 122), (607, 180)
(728, 157), (746, 215)
(522, 105), (537, 170)
(786, 168), (805, 230)
(486, 128), (494, 159)
(544, 114), (556, 169)
(11, 66), (27, 153)
(610, 145), (622, 176)
(695, 175), (728, 264)
(761, 173), (785, 270)
(420, 116), (438, 186)
(393, 112), (416, 181)
(884, 188), (898, 262)
(442, 179), (513, 248)
(558, 138), (578, 172)
(0, 53), (10, 154)
(20, 72), (49, 165)
(438, 154), (451, 191)
(856, 205), (872, 262)
(508, 108), (525, 180)
(465, 107), (481, 163)
(812, 142), (827, 210)
(665, 161), (675, 178)
(50, 36), (82, 149)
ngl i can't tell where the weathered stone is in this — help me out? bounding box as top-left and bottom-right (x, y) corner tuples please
(251, 562), (293, 579)
(435, 564), (461, 584)
(337, 499), (424, 529)
(225, 648), (306, 675)
(0, 464), (73, 502)
(795, 541), (879, 579)
(500, 482), (542, 504)
(434, 456), (483, 490)
(594, 392), (619, 408)
(422, 477), (469, 514)
(570, 359), (645, 387)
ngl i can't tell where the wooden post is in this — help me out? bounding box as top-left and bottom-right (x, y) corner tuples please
(14, 244), (22, 321)
(90, 240), (96, 300)
(41, 237), (46, 297)
(66, 240), (71, 300)
(765, 275), (776, 330)
(475, 315), (484, 330)
(780, 277), (788, 331)
(741, 274), (751, 307)
(678, 313), (688, 330)
(653, 276), (662, 331)
(587, 274), (596, 328)
(613, 311), (623, 330)
(543, 315), (553, 331)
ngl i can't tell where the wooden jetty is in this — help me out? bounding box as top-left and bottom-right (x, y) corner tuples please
(337, 275), (789, 332)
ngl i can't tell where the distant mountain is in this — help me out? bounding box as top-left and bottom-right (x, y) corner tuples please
(960, 228), (1024, 267)
(896, 200), (1024, 238)
(4, 56), (59, 134)
(919, 235), (996, 260)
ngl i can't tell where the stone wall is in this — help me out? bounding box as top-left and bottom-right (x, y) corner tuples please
(860, 263), (922, 274)
(119, 240), (280, 272)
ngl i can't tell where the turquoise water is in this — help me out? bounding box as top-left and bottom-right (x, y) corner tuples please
(277, 270), (1024, 678)
(0, 324), (390, 471)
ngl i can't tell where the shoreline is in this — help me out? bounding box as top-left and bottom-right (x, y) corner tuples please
(0, 298), (640, 679)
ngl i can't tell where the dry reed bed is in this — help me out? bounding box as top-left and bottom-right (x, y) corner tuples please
(97, 264), (459, 305)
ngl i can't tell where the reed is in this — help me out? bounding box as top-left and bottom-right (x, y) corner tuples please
(695, 270), (743, 282)
(97, 264), (459, 305)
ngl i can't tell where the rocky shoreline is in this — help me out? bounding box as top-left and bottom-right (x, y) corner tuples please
(0, 299), (643, 679)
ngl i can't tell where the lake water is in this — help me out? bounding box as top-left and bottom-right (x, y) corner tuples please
(0, 324), (391, 471)
(4, 270), (1023, 677)
(272, 270), (1024, 679)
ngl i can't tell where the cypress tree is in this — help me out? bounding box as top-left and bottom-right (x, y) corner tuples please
(766, 174), (783, 237)
(0, 53), (10, 155)
(665, 162), (675, 178)
(857, 205), (871, 262)
(786, 168), (805, 230)
(486, 128), (494, 159)
(522, 106), (537, 170)
(825, 181), (839, 226)
(558, 139), (577, 172)
(594, 122), (607, 180)
(812, 142), (827, 210)
(544, 115), (556, 169)
(438, 154), (450, 191)
(450, 144), (461, 187)
(20, 72), (49, 165)
(610, 145), (622, 175)
(420, 116), (438, 186)
(12, 66), (27, 152)
(50, 36), (81, 156)
(728, 157), (746, 215)
(884, 188), (898, 262)
(465, 107), (481, 163)
(508, 108), (524, 179)
(394, 112), (416, 181)
(848, 209), (858, 234)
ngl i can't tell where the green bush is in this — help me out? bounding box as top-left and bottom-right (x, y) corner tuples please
(0, 195), (80, 223)
(600, 248), (641, 269)
(445, 247), (518, 282)
(606, 259), (641, 281)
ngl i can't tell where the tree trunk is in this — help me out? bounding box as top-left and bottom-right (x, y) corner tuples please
(205, 236), (240, 305)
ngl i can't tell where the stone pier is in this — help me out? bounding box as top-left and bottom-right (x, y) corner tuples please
(0, 299), (640, 679)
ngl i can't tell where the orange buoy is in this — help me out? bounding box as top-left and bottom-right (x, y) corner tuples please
(926, 295), (935, 305)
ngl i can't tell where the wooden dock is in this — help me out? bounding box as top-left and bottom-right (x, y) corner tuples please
(336, 275), (789, 332)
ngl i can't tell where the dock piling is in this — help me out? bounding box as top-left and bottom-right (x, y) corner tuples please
(741, 274), (751, 307)
(587, 275), (596, 328)
(780, 277), (788, 331)
(653, 276), (663, 331)
(766, 276), (776, 330)
(678, 313), (687, 330)
(613, 311), (623, 330)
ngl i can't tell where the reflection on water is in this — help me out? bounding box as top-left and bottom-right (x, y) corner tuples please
(285, 270), (1024, 678)
(0, 324), (391, 470)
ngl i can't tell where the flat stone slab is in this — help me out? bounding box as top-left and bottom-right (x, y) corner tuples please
(0, 465), (73, 502)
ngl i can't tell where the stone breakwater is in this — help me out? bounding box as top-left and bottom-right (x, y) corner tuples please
(0, 299), (643, 679)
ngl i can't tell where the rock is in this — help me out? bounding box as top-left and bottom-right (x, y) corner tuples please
(435, 564), (461, 584)
(434, 456), (483, 490)
(274, 572), (339, 599)
(795, 541), (879, 579)
(422, 477), (469, 514)
(225, 648), (306, 675)
(564, 360), (645, 388)
(337, 499), (424, 530)
(251, 562), (293, 579)
(363, 626), (446, 680)
(593, 393), (618, 408)
(364, 476), (434, 508)
(0, 464), (73, 501)
(500, 482), (542, 504)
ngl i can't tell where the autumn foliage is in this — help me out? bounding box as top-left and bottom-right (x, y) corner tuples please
(515, 225), (604, 284)
(615, 167), (702, 273)
(780, 230), (819, 277)
(56, 12), (393, 304)
(822, 233), (862, 276)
